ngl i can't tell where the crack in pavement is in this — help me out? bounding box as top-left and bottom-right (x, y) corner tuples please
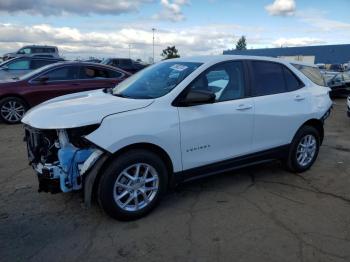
(240, 195), (349, 262)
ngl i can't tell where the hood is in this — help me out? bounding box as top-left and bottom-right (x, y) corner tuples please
(22, 89), (154, 129)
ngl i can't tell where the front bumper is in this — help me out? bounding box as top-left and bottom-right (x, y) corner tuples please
(24, 126), (103, 194)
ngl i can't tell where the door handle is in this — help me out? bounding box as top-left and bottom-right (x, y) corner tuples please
(236, 104), (253, 111)
(294, 94), (305, 101)
(71, 83), (80, 86)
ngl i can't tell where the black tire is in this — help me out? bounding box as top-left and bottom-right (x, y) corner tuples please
(285, 125), (320, 173)
(0, 97), (28, 124)
(97, 149), (168, 221)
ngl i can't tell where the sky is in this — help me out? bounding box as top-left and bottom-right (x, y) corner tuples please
(0, 0), (349, 62)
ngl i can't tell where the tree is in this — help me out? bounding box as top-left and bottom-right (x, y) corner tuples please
(161, 46), (180, 60)
(236, 36), (247, 50)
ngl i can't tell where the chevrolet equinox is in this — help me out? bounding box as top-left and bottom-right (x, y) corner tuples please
(22, 56), (332, 220)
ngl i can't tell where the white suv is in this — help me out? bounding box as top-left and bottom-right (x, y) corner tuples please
(22, 55), (332, 220)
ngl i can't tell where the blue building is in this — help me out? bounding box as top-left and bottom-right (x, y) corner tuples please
(223, 44), (350, 64)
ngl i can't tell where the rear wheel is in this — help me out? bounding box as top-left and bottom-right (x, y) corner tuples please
(0, 97), (27, 124)
(286, 125), (320, 173)
(98, 149), (168, 221)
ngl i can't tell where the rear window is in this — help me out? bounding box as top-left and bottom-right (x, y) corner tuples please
(292, 64), (326, 86)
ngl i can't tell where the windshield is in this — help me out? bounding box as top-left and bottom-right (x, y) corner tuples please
(101, 59), (111, 65)
(113, 61), (202, 99)
(18, 62), (62, 80)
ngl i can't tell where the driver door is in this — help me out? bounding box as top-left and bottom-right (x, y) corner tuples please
(177, 61), (255, 170)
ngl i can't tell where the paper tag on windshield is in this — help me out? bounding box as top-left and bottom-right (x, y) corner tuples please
(170, 64), (188, 71)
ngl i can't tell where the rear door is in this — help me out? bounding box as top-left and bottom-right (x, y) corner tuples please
(178, 60), (255, 170)
(248, 60), (310, 152)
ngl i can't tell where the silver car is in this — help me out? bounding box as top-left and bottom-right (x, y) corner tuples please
(0, 57), (64, 80)
(2, 45), (60, 61)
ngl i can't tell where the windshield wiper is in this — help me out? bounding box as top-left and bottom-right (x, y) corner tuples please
(113, 93), (130, 98)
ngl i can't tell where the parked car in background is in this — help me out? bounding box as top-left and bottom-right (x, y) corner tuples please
(327, 72), (350, 97)
(0, 62), (130, 124)
(316, 63), (326, 70)
(22, 55), (332, 220)
(2, 45), (60, 61)
(0, 57), (64, 80)
(101, 58), (147, 74)
(329, 64), (344, 72)
(84, 58), (102, 63)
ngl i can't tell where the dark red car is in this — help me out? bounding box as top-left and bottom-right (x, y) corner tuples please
(0, 61), (130, 124)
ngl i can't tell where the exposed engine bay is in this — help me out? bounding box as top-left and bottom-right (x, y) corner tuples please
(24, 125), (103, 193)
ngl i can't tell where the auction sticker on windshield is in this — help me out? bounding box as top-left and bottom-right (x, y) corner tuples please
(170, 64), (188, 71)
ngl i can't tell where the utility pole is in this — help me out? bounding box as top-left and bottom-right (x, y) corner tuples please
(152, 28), (156, 64)
(128, 43), (131, 58)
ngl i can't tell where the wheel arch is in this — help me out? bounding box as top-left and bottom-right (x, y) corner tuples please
(299, 118), (324, 144)
(0, 94), (30, 108)
(85, 142), (175, 207)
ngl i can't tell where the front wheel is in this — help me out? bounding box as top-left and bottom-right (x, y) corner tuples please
(97, 149), (168, 221)
(285, 125), (320, 173)
(0, 97), (27, 124)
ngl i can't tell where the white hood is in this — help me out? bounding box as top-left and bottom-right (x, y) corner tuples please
(22, 89), (154, 129)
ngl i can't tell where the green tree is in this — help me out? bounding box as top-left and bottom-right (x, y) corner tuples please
(161, 46), (180, 60)
(236, 36), (247, 50)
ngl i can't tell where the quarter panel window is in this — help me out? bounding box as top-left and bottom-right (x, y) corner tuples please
(189, 61), (245, 102)
(251, 61), (286, 96)
(292, 64), (326, 86)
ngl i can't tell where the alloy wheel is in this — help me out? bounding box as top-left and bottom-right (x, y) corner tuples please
(296, 134), (317, 167)
(0, 100), (26, 123)
(113, 163), (159, 212)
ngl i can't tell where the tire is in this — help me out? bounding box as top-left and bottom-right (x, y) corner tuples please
(97, 149), (168, 221)
(285, 125), (320, 173)
(0, 97), (28, 124)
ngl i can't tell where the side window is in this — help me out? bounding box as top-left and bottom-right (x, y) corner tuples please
(343, 73), (350, 81)
(120, 59), (132, 66)
(32, 48), (43, 53)
(108, 69), (123, 78)
(292, 64), (326, 86)
(283, 66), (303, 91)
(17, 48), (31, 54)
(43, 66), (79, 81)
(7, 59), (30, 70)
(334, 74), (343, 83)
(30, 60), (56, 69)
(188, 61), (245, 102)
(80, 66), (117, 79)
(251, 61), (286, 96)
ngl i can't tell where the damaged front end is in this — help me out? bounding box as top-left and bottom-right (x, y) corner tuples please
(24, 124), (104, 194)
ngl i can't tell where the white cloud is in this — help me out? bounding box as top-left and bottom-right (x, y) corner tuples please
(265, 0), (296, 16)
(0, 0), (152, 16)
(153, 0), (189, 22)
(272, 37), (325, 47)
(297, 11), (350, 32)
(0, 23), (265, 60)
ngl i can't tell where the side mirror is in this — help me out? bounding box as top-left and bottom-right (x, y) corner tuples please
(177, 90), (216, 107)
(34, 76), (49, 84)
